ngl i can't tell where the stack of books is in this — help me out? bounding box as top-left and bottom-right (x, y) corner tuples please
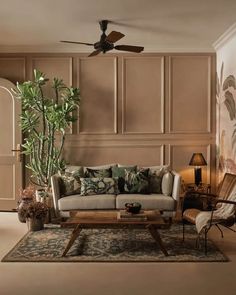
(117, 210), (148, 221)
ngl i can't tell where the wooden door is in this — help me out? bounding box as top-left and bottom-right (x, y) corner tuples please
(0, 78), (22, 211)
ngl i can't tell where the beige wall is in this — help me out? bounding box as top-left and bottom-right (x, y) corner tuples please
(0, 53), (216, 189)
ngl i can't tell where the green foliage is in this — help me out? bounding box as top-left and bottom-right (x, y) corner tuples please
(12, 69), (80, 187)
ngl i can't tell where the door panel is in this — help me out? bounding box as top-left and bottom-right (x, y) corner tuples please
(0, 78), (22, 210)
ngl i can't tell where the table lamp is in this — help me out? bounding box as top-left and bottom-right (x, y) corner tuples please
(189, 153), (207, 186)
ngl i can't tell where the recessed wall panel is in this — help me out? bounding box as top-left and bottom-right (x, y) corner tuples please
(32, 57), (72, 98)
(122, 57), (164, 134)
(0, 58), (25, 84)
(0, 165), (14, 200)
(169, 56), (211, 133)
(0, 88), (13, 155)
(78, 57), (117, 134)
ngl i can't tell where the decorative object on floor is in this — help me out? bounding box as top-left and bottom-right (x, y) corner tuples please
(189, 153), (207, 186)
(125, 202), (142, 214)
(12, 69), (80, 188)
(61, 20), (144, 57)
(2, 224), (228, 263)
(17, 185), (35, 223)
(18, 201), (48, 231)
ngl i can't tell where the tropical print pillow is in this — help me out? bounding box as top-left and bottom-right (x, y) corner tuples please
(124, 168), (150, 194)
(59, 174), (81, 196)
(112, 166), (137, 193)
(59, 166), (84, 196)
(84, 167), (112, 178)
(80, 177), (119, 196)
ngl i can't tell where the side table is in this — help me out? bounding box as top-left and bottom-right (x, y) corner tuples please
(182, 183), (211, 212)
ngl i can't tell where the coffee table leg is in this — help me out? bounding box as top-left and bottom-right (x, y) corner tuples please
(62, 224), (82, 257)
(147, 224), (169, 256)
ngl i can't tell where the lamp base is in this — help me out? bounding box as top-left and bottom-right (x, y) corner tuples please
(194, 167), (202, 186)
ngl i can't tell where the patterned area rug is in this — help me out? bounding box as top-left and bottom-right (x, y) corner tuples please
(2, 224), (228, 262)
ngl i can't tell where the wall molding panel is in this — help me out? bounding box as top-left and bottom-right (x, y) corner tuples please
(122, 56), (165, 134)
(0, 52), (216, 186)
(0, 57), (26, 84)
(168, 55), (212, 134)
(77, 56), (118, 135)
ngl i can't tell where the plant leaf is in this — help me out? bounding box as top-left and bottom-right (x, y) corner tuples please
(223, 75), (236, 91)
(224, 90), (236, 120)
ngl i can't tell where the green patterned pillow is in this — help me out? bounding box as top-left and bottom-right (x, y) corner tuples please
(80, 177), (119, 196)
(112, 166), (137, 193)
(84, 167), (112, 178)
(124, 168), (150, 194)
(59, 166), (84, 196)
(59, 174), (81, 196)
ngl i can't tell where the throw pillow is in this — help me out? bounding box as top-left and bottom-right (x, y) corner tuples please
(59, 166), (84, 196)
(162, 172), (174, 196)
(112, 165), (137, 193)
(80, 177), (119, 196)
(84, 167), (112, 178)
(59, 174), (81, 196)
(124, 169), (150, 194)
(148, 167), (168, 193)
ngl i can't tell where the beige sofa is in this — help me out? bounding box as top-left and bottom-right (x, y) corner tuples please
(51, 164), (181, 219)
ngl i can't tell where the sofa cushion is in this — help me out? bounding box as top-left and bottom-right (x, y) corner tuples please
(84, 164), (117, 170)
(116, 194), (175, 211)
(58, 194), (116, 210)
(112, 165), (137, 192)
(124, 169), (150, 194)
(65, 166), (84, 176)
(162, 172), (174, 196)
(80, 177), (119, 196)
(84, 167), (112, 178)
(61, 166), (84, 195)
(59, 174), (81, 196)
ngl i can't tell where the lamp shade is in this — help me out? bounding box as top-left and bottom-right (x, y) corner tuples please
(189, 153), (207, 166)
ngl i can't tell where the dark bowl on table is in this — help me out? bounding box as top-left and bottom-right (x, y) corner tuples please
(125, 202), (142, 214)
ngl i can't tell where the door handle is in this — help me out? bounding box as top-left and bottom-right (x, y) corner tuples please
(11, 144), (22, 162)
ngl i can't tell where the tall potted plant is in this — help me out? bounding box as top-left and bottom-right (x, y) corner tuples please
(12, 69), (80, 188)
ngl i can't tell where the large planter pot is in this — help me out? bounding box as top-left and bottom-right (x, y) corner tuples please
(26, 217), (44, 231)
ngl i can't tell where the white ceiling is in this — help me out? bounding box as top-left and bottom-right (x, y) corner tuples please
(0, 0), (236, 52)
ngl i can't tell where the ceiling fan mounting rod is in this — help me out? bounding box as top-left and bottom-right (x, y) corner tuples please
(99, 20), (108, 33)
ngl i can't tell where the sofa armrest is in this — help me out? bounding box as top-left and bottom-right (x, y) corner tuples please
(51, 174), (61, 213)
(172, 171), (181, 202)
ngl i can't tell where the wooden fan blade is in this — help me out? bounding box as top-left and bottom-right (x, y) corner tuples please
(60, 40), (94, 46)
(106, 31), (125, 43)
(114, 45), (144, 53)
(88, 50), (101, 57)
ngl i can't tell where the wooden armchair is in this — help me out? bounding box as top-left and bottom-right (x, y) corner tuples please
(182, 173), (236, 254)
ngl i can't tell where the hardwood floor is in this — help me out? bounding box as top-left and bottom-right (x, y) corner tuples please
(0, 212), (236, 295)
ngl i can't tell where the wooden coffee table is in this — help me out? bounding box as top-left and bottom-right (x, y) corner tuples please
(61, 210), (171, 257)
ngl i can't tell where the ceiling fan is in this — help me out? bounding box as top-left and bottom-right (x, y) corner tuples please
(61, 20), (144, 57)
